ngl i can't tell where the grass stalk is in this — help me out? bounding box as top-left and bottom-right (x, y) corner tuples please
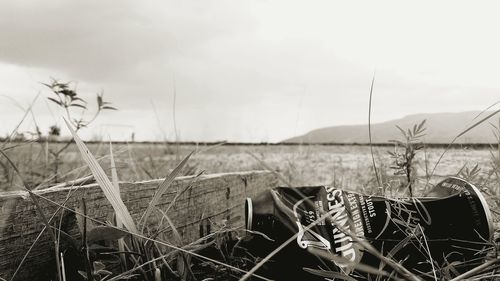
(417, 225), (438, 281)
(426, 107), (500, 188)
(368, 73), (381, 187)
(172, 74), (180, 161)
(64, 118), (138, 234)
(125, 141), (140, 181)
(448, 258), (500, 281)
(139, 150), (193, 232)
(60, 252), (66, 281)
(109, 142), (127, 269)
(80, 198), (94, 281)
(1, 93), (40, 149)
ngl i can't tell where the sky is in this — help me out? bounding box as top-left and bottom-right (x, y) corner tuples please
(0, 0), (499, 142)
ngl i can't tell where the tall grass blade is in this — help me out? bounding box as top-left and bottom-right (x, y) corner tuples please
(157, 208), (193, 280)
(60, 252), (67, 281)
(139, 150), (194, 231)
(64, 118), (138, 233)
(469, 101), (500, 124)
(150, 99), (169, 145)
(172, 73), (180, 160)
(79, 198), (94, 281)
(368, 73), (381, 187)
(154, 268), (161, 281)
(448, 258), (500, 281)
(164, 171), (203, 214)
(125, 141), (140, 180)
(427, 108), (500, 187)
(109, 142), (123, 228)
(1, 93), (40, 148)
(455, 109), (500, 139)
(109, 142), (127, 268)
(417, 225), (438, 281)
(158, 208), (182, 245)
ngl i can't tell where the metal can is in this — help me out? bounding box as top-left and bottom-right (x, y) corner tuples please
(244, 177), (494, 280)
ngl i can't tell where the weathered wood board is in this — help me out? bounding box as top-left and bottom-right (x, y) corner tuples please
(0, 170), (278, 280)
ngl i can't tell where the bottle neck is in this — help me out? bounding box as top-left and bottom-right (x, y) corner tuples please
(245, 197), (275, 234)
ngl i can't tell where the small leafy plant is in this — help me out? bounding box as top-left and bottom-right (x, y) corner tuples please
(44, 79), (117, 130)
(458, 163), (481, 182)
(44, 78), (117, 182)
(387, 120), (427, 197)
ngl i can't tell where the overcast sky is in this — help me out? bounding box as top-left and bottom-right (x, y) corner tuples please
(1, 0), (499, 142)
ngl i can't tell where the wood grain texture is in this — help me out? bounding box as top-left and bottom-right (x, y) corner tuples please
(0, 170), (278, 281)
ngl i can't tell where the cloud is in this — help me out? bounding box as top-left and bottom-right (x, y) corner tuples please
(0, 0), (499, 141)
(0, 2), (250, 81)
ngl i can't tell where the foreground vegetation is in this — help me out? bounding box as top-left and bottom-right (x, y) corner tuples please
(0, 137), (499, 280)
(0, 81), (498, 280)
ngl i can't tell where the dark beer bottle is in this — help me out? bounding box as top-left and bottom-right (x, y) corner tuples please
(243, 177), (493, 280)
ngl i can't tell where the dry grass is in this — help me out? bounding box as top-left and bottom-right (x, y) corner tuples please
(0, 143), (494, 193)
(1, 126), (499, 280)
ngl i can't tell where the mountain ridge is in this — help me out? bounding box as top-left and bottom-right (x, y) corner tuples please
(283, 111), (499, 144)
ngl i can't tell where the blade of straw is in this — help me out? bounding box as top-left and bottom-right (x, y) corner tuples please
(417, 224), (438, 281)
(448, 258), (500, 281)
(426, 108), (500, 189)
(109, 142), (122, 228)
(139, 150), (193, 231)
(64, 118), (138, 234)
(110, 142), (127, 267)
(455, 109), (500, 139)
(368, 72), (381, 187)
(1, 93), (40, 149)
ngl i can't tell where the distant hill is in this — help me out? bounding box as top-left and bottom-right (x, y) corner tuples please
(283, 111), (500, 144)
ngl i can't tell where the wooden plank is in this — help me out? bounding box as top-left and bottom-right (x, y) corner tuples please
(0, 170), (278, 281)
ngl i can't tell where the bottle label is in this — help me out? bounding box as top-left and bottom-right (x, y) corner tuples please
(286, 186), (365, 273)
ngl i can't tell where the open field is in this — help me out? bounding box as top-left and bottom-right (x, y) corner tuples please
(0, 141), (499, 280)
(1, 142), (498, 194)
